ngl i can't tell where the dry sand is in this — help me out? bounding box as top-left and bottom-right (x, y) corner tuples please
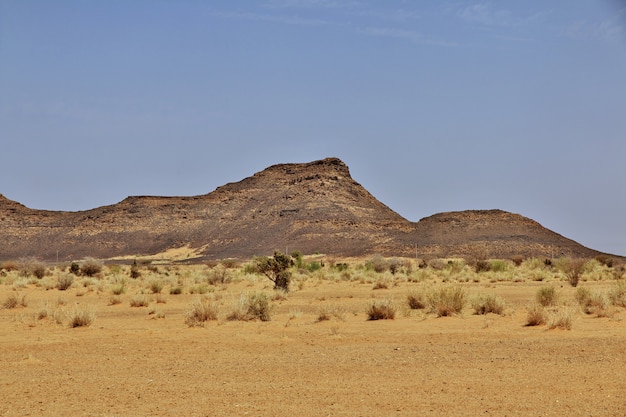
(1, 278), (625, 416)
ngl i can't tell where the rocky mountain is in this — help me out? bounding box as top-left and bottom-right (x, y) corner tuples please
(0, 157), (611, 262)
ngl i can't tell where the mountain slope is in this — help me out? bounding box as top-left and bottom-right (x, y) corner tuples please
(0, 158), (609, 261)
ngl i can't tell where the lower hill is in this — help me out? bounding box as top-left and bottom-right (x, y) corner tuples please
(0, 158), (614, 262)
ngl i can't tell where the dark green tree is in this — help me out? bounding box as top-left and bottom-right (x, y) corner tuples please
(255, 250), (294, 291)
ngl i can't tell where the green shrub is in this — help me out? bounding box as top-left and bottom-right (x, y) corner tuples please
(471, 294), (506, 315)
(254, 251), (293, 291)
(245, 292), (272, 321)
(305, 261), (322, 273)
(490, 259), (509, 273)
(608, 281), (626, 307)
(169, 286), (183, 295)
(427, 286), (467, 317)
(536, 286), (558, 306)
(148, 279), (164, 294)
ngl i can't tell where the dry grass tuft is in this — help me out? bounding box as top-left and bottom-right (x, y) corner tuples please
(525, 304), (546, 326)
(536, 286), (558, 306)
(427, 286), (467, 317)
(184, 298), (219, 327)
(56, 274), (74, 291)
(66, 306), (95, 328)
(129, 295), (149, 307)
(367, 299), (396, 320)
(547, 308), (574, 330)
(3, 293), (27, 309)
(471, 294), (506, 315)
(406, 291), (427, 310)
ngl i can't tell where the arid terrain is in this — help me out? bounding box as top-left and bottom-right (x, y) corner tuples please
(1, 257), (625, 416)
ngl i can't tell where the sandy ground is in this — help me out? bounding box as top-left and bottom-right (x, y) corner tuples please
(1, 278), (625, 417)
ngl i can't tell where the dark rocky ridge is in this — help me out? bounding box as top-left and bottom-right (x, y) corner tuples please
(0, 157), (613, 262)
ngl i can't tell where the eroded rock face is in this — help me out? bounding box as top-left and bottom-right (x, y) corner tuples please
(0, 158), (607, 261)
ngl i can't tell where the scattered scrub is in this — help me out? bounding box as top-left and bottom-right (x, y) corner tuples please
(3, 293), (27, 309)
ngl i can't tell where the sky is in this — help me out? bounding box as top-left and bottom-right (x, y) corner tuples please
(1, 1), (625, 256)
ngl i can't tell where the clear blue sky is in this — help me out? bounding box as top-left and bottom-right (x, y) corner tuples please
(1, 1), (625, 256)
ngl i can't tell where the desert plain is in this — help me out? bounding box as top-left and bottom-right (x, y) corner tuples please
(1, 256), (625, 417)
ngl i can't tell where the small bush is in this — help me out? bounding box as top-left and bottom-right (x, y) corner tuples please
(367, 299), (396, 320)
(471, 294), (506, 315)
(56, 274), (74, 291)
(547, 308), (573, 330)
(388, 258), (403, 275)
(129, 295), (149, 307)
(111, 280), (126, 295)
(490, 259), (509, 273)
(407, 291), (427, 310)
(316, 307), (331, 322)
(246, 292), (272, 321)
(564, 258), (586, 287)
(108, 295), (122, 305)
(372, 280), (388, 290)
(536, 286), (558, 306)
(169, 286), (183, 295)
(227, 292), (272, 322)
(366, 255), (389, 273)
(207, 265), (231, 285)
(148, 279), (164, 294)
(510, 255), (524, 267)
(3, 293), (27, 309)
(525, 304), (546, 326)
(427, 286), (467, 317)
(69, 262), (81, 275)
(474, 260), (491, 273)
(66, 306), (95, 328)
(184, 298), (219, 327)
(608, 281), (626, 307)
(130, 264), (141, 279)
(80, 257), (103, 277)
(575, 287), (608, 315)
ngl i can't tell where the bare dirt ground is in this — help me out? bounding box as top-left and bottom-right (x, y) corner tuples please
(1, 274), (625, 417)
